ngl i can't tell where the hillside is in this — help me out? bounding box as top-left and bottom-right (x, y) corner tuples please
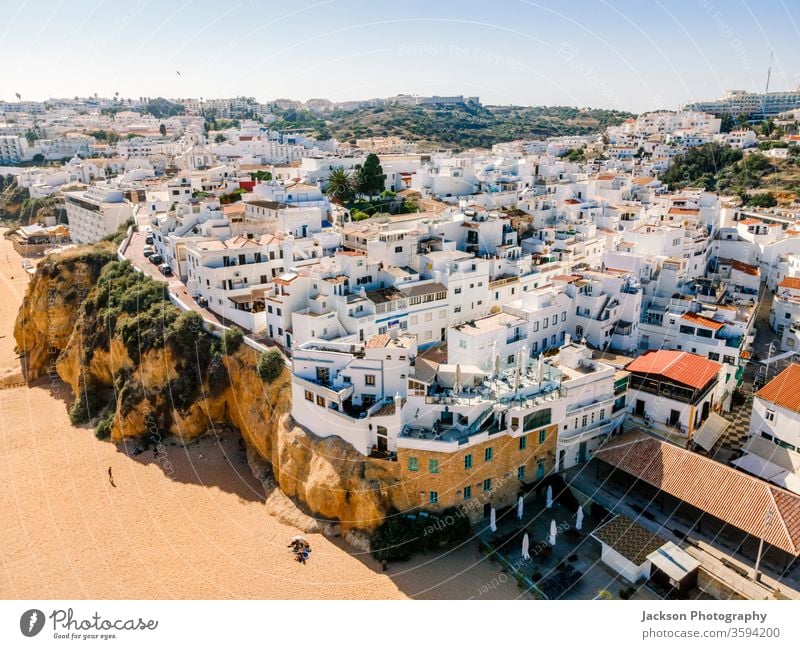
(271, 103), (634, 149)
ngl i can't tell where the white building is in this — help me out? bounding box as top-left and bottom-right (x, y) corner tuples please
(65, 184), (133, 244)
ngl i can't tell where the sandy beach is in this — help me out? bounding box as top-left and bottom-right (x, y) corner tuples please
(0, 231), (521, 599)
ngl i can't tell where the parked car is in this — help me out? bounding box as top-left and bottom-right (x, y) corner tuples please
(142, 245), (155, 257)
(144, 235), (154, 245)
(159, 264), (173, 276)
(150, 254), (163, 265)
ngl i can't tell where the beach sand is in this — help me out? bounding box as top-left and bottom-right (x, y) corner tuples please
(0, 231), (521, 599)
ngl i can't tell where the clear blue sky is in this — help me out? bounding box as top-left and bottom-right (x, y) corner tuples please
(2, 0), (798, 112)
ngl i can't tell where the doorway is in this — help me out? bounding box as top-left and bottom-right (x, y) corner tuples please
(635, 399), (646, 417)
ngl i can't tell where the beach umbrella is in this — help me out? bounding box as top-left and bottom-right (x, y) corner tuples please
(537, 354), (543, 382)
(494, 352), (501, 379)
(549, 520), (557, 546)
(576, 505), (584, 532)
(517, 495), (524, 520)
(546, 485), (553, 509)
(522, 532), (530, 560)
(454, 363), (462, 394)
(290, 535), (306, 542)
(490, 507), (497, 533)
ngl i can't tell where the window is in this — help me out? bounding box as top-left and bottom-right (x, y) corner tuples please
(484, 447), (493, 462)
(408, 456), (419, 471)
(429, 491), (438, 505)
(304, 390), (314, 402)
(507, 354), (515, 365)
(523, 408), (551, 431)
(395, 246), (403, 253)
(536, 459), (545, 480)
(765, 409), (775, 422)
(517, 466), (525, 480)
(463, 485), (472, 500)
(519, 435), (527, 450)
(316, 395), (325, 407)
(582, 414), (588, 427)
(464, 454), (473, 469)
(483, 478), (492, 493)
(455, 287), (462, 294)
(429, 459), (439, 474)
(365, 375), (376, 386)
(533, 321), (539, 332)
(538, 429), (547, 444)
(454, 306), (461, 313)
(599, 409), (606, 421)
(552, 315), (558, 326)
(708, 352), (720, 361)
(561, 311), (567, 322)
(543, 318), (548, 330)
(723, 355), (735, 365)
(551, 334), (556, 345)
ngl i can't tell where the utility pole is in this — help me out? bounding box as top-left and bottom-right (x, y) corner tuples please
(753, 506), (774, 582)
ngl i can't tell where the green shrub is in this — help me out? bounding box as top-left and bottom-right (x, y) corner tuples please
(217, 327), (243, 355)
(94, 409), (115, 439)
(257, 349), (285, 383)
(68, 381), (107, 425)
(370, 507), (470, 562)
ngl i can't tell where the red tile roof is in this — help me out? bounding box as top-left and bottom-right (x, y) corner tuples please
(729, 259), (760, 276)
(681, 311), (724, 331)
(668, 207), (699, 215)
(625, 350), (721, 390)
(595, 433), (800, 555)
(756, 363), (800, 414)
(779, 277), (800, 290)
(739, 218), (762, 225)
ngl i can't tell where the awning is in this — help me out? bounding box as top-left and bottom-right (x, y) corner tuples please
(646, 542), (700, 582)
(732, 453), (800, 495)
(692, 412), (729, 452)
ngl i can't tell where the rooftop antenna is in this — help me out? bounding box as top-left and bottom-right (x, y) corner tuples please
(764, 51), (774, 95)
(760, 51), (774, 119)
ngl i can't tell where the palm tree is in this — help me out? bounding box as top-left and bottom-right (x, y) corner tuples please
(326, 167), (355, 202)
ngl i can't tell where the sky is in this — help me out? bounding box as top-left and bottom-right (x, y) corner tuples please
(1, 0), (799, 113)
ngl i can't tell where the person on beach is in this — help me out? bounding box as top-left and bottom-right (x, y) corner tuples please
(108, 466), (116, 488)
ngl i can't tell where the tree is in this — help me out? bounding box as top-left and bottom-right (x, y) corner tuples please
(214, 133), (226, 143)
(356, 153), (385, 196)
(31, 153), (44, 165)
(257, 350), (285, 384)
(326, 167), (355, 202)
(747, 192), (777, 208)
(719, 113), (735, 133)
(24, 130), (36, 146)
(159, 123), (167, 137)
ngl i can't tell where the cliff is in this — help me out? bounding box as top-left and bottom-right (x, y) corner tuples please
(15, 252), (411, 533)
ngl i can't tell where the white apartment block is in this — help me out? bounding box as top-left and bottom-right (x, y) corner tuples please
(65, 185), (133, 244)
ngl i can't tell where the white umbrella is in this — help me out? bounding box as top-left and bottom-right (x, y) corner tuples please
(454, 363), (462, 394)
(549, 519), (557, 546)
(521, 532), (530, 560)
(537, 355), (543, 382)
(576, 505), (584, 531)
(489, 507), (497, 532)
(290, 535), (306, 542)
(546, 485), (553, 509)
(517, 495), (524, 520)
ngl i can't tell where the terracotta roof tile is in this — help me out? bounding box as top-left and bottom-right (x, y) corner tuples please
(595, 433), (800, 555)
(625, 350), (721, 390)
(779, 277), (800, 290)
(681, 312), (724, 331)
(756, 363), (800, 414)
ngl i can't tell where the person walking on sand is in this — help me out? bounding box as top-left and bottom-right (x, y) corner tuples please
(108, 466), (116, 488)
